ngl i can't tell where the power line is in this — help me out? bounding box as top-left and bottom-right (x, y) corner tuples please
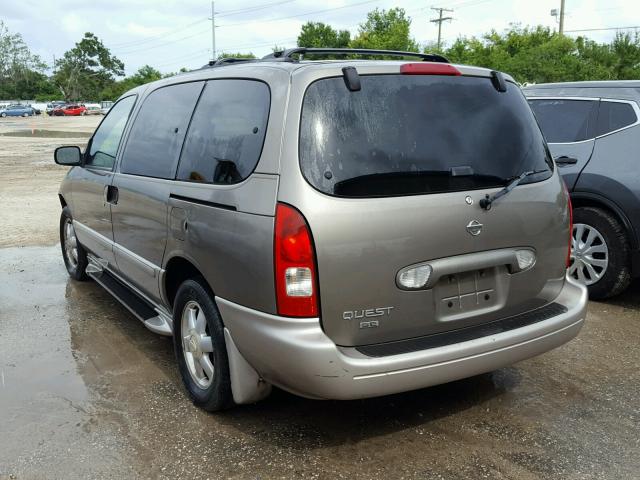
(565, 25), (640, 33)
(216, 0), (299, 18)
(113, 25), (212, 54)
(110, 0), (380, 56)
(108, 0), (300, 49)
(216, 0), (380, 29)
(109, 19), (209, 49)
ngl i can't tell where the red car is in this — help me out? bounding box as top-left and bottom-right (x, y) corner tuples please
(52, 104), (87, 116)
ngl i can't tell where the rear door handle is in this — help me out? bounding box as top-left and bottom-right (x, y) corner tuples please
(105, 185), (119, 205)
(554, 155), (578, 165)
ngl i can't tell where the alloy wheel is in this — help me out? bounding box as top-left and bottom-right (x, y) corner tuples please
(181, 300), (215, 389)
(63, 219), (79, 269)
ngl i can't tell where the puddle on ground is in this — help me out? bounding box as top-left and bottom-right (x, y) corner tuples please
(0, 129), (91, 138)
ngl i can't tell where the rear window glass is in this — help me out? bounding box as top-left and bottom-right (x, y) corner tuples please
(528, 99), (598, 143)
(594, 101), (637, 136)
(300, 75), (552, 198)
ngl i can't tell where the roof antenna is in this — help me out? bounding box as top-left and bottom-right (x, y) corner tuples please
(342, 66), (361, 92)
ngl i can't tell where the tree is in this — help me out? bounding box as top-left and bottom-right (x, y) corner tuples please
(100, 65), (162, 100)
(350, 8), (419, 52)
(442, 25), (640, 84)
(297, 22), (350, 48)
(0, 20), (50, 99)
(218, 52), (256, 59)
(53, 32), (124, 101)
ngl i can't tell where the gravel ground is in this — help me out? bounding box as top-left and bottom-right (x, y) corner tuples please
(0, 116), (638, 479)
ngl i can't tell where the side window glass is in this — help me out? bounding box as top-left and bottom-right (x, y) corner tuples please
(120, 82), (203, 179)
(595, 101), (637, 136)
(176, 80), (270, 184)
(85, 95), (136, 169)
(528, 99), (598, 143)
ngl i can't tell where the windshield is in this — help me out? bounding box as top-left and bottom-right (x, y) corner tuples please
(300, 74), (553, 198)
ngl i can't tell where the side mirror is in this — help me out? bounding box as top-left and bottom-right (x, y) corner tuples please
(54, 146), (82, 166)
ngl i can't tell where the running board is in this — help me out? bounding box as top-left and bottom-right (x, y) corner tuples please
(87, 265), (173, 336)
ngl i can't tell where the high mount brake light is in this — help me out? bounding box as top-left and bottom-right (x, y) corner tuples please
(400, 63), (461, 76)
(274, 203), (319, 317)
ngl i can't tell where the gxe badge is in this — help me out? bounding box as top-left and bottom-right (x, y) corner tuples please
(466, 220), (483, 236)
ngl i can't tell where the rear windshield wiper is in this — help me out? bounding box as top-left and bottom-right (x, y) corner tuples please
(479, 169), (547, 210)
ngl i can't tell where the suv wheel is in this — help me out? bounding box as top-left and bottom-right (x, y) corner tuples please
(570, 207), (631, 299)
(60, 207), (88, 280)
(173, 278), (233, 411)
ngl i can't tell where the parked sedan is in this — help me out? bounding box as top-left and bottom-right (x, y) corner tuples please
(0, 104), (35, 117)
(84, 104), (102, 115)
(52, 104), (87, 116)
(47, 101), (66, 116)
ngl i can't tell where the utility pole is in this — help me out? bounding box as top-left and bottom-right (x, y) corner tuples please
(559, 0), (566, 35)
(430, 7), (453, 51)
(209, 1), (216, 61)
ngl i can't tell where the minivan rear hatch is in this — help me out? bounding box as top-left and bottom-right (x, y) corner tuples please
(289, 64), (569, 347)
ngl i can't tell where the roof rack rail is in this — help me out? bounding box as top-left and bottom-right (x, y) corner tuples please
(198, 58), (257, 70)
(262, 47), (449, 63)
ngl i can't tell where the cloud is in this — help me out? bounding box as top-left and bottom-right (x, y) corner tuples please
(61, 13), (84, 34)
(2, 0), (637, 75)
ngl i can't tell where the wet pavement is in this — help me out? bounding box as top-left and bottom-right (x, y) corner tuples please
(1, 245), (639, 479)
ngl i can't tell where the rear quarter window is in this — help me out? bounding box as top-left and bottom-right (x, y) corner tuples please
(594, 101), (638, 136)
(176, 79), (270, 184)
(528, 98), (599, 143)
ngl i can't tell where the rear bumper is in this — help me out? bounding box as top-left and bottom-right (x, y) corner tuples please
(216, 275), (587, 400)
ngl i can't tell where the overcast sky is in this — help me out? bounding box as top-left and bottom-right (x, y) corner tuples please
(3, 0), (639, 75)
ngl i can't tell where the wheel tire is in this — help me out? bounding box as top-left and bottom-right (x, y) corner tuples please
(1, 112), (6, 117)
(571, 207), (631, 299)
(173, 278), (234, 411)
(22, 112), (28, 117)
(60, 207), (88, 281)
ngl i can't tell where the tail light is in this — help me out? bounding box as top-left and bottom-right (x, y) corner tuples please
(564, 182), (573, 268)
(274, 203), (319, 317)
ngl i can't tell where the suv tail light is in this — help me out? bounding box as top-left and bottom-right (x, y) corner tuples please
(274, 203), (319, 317)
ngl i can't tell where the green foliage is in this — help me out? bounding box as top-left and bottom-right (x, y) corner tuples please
(442, 25), (640, 83)
(0, 20), (49, 99)
(350, 8), (419, 53)
(218, 52), (257, 59)
(53, 32), (124, 101)
(100, 65), (162, 101)
(297, 22), (350, 48)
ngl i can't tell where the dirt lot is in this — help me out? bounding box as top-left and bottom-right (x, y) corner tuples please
(0, 116), (639, 479)
(0, 115), (100, 247)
